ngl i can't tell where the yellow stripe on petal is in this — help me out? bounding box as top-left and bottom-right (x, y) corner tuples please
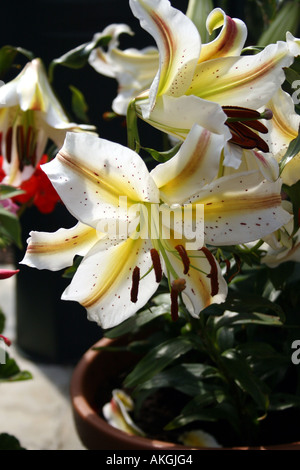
(188, 171), (291, 245)
(199, 8), (247, 62)
(129, 0), (201, 112)
(187, 41), (296, 109)
(21, 222), (99, 271)
(151, 124), (226, 204)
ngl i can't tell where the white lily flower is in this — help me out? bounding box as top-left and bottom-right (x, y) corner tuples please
(0, 58), (95, 186)
(102, 389), (145, 436)
(178, 429), (222, 448)
(261, 87), (300, 186)
(88, 24), (159, 115)
(21, 129), (290, 329)
(261, 201), (300, 267)
(129, 0), (300, 170)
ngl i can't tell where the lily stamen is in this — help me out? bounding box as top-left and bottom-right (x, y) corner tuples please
(130, 266), (140, 303)
(223, 105), (273, 153)
(175, 245), (190, 275)
(150, 248), (162, 283)
(199, 247), (219, 296)
(170, 278), (186, 322)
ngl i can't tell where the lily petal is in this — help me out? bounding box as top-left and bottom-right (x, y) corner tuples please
(187, 40), (299, 109)
(187, 170), (292, 245)
(262, 88), (300, 186)
(129, 0), (201, 116)
(62, 233), (158, 329)
(20, 222), (99, 271)
(199, 8), (247, 62)
(136, 93), (230, 141)
(89, 24), (159, 115)
(223, 147), (280, 182)
(42, 132), (160, 229)
(88, 24), (136, 78)
(151, 124), (227, 205)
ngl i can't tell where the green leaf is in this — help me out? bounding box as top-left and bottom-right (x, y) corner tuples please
(0, 45), (34, 79)
(141, 142), (182, 163)
(69, 85), (90, 124)
(165, 392), (234, 430)
(269, 393), (300, 411)
(213, 311), (283, 330)
(123, 336), (195, 388)
(0, 433), (25, 450)
(62, 255), (83, 279)
(0, 207), (22, 248)
(221, 350), (269, 411)
(257, 1), (300, 47)
(186, 0), (215, 43)
(48, 35), (111, 82)
(0, 184), (24, 200)
(135, 363), (219, 397)
(127, 99), (140, 152)
(104, 304), (171, 339)
(283, 180), (300, 234)
(279, 131), (300, 177)
(0, 355), (32, 382)
(216, 291), (286, 322)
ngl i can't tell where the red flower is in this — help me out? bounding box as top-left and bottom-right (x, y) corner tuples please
(14, 155), (61, 214)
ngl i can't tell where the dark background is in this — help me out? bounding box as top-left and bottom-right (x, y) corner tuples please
(0, 0), (248, 147)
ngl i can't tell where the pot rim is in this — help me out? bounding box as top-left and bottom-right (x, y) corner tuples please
(70, 337), (300, 451)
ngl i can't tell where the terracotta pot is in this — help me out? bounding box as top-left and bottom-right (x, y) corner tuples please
(70, 337), (300, 451)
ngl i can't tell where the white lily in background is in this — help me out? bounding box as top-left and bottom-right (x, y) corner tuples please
(102, 389), (145, 436)
(178, 429), (222, 448)
(260, 200), (300, 267)
(21, 128), (290, 329)
(261, 88), (300, 186)
(0, 58), (94, 187)
(88, 24), (159, 116)
(129, 0), (300, 170)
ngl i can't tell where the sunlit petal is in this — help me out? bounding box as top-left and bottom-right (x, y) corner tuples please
(62, 234), (158, 329)
(187, 170), (292, 245)
(20, 221), (99, 271)
(199, 8), (247, 62)
(263, 88), (300, 186)
(187, 40), (298, 109)
(136, 93), (230, 141)
(129, 0), (201, 116)
(151, 124), (227, 205)
(42, 132), (160, 229)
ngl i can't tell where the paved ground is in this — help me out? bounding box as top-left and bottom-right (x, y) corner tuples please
(0, 262), (86, 450)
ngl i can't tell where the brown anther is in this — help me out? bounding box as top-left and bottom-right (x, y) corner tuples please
(227, 122), (269, 153)
(199, 247), (219, 297)
(130, 266), (140, 303)
(170, 279), (186, 322)
(150, 248), (163, 283)
(5, 127), (13, 164)
(223, 105), (271, 153)
(175, 245), (190, 274)
(16, 125), (25, 170)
